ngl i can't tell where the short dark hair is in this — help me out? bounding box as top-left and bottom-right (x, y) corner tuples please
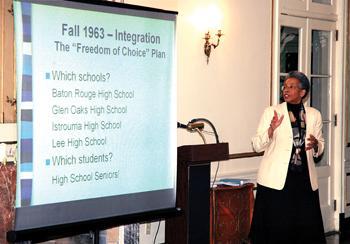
(285, 71), (310, 99)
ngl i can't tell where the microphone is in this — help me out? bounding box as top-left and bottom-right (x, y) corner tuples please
(177, 120), (207, 144)
(186, 122), (204, 131)
(177, 121), (204, 131)
(177, 122), (187, 129)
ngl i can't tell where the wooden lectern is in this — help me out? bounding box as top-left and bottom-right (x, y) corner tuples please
(165, 143), (229, 244)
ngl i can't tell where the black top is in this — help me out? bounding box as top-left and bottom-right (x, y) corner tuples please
(287, 102), (308, 174)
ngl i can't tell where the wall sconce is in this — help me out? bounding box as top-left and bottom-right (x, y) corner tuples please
(204, 30), (223, 64)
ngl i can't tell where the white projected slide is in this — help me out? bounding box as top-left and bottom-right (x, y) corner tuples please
(15, 0), (176, 207)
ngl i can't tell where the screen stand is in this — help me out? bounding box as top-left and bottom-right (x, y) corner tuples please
(93, 230), (99, 244)
(7, 207), (180, 243)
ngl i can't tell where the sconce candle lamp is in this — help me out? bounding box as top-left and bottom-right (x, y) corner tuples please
(203, 30), (223, 64)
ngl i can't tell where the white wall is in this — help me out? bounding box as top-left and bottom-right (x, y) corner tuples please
(0, 123), (16, 163)
(127, 0), (272, 243)
(0, 123), (16, 142)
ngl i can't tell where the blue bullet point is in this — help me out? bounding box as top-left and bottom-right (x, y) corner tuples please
(45, 73), (50, 79)
(45, 159), (50, 166)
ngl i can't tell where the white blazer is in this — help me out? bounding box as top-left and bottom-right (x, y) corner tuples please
(252, 102), (324, 191)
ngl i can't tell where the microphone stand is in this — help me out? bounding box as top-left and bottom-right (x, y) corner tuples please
(189, 118), (219, 143)
(177, 121), (206, 143)
(177, 119), (219, 144)
(194, 128), (206, 144)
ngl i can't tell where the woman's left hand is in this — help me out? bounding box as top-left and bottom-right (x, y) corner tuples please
(306, 134), (318, 152)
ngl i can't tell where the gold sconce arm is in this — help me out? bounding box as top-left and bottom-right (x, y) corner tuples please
(203, 30), (223, 64)
(6, 96), (16, 106)
(8, 4), (14, 16)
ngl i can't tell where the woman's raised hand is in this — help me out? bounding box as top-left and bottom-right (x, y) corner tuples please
(268, 110), (284, 138)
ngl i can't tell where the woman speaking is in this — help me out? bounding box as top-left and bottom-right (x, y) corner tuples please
(250, 71), (326, 243)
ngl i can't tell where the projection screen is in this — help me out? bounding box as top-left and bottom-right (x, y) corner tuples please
(13, 0), (177, 232)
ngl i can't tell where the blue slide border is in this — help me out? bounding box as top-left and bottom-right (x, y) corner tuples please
(19, 1), (33, 207)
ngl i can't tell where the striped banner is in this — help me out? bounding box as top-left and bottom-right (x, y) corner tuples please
(19, 1), (33, 207)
